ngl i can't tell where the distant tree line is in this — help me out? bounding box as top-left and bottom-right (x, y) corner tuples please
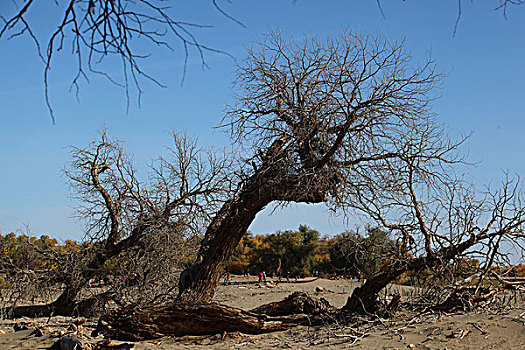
(228, 225), (398, 279)
(3, 228), (524, 292)
(0, 227), (393, 283)
(2, 228), (524, 292)
(228, 226), (524, 283)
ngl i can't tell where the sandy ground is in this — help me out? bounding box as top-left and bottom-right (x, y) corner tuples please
(0, 276), (523, 349)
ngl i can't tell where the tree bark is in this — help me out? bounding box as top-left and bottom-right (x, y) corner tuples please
(251, 291), (333, 316)
(176, 168), (327, 303)
(177, 173), (274, 303)
(97, 292), (330, 341)
(343, 237), (477, 314)
(177, 135), (328, 304)
(343, 268), (402, 314)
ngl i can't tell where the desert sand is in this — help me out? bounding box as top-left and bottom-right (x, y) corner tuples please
(0, 276), (523, 349)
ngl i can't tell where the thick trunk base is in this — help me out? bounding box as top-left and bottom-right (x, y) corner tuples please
(342, 284), (382, 315)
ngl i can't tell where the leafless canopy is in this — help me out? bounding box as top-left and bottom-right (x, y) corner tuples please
(66, 130), (228, 244)
(225, 30), (450, 209)
(176, 30), (463, 303)
(1, 130), (231, 317)
(194, 30), (524, 310)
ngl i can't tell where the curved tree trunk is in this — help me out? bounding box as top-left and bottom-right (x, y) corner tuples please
(343, 270), (400, 314)
(176, 135), (329, 303)
(177, 175), (273, 303)
(176, 165), (327, 303)
(343, 238), (477, 314)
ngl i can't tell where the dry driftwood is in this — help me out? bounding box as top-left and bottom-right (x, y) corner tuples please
(96, 292), (331, 341)
(251, 291), (333, 316)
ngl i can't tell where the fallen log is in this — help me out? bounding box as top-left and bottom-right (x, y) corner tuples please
(251, 291), (333, 316)
(96, 292), (331, 341)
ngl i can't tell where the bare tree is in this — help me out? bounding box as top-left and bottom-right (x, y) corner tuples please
(2, 129), (230, 317)
(176, 29), (524, 310)
(343, 163), (525, 313)
(6, 29), (524, 338)
(176, 30), (445, 303)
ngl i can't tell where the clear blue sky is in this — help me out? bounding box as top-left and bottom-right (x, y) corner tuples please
(1, 1), (524, 240)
